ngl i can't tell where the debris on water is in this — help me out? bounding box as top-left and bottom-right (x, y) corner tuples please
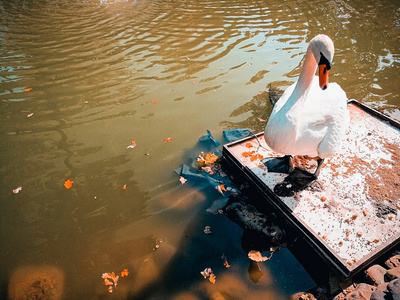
(204, 226), (212, 234)
(13, 186), (22, 194)
(179, 176), (187, 185)
(200, 268), (216, 284)
(127, 141), (136, 149)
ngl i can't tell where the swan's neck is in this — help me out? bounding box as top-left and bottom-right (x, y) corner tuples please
(291, 46), (318, 100)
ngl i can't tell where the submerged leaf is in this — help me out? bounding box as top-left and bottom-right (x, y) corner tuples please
(200, 268), (212, 279)
(209, 273), (216, 284)
(121, 269), (129, 278)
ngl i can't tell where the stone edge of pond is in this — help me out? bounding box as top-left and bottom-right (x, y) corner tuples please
(290, 254), (400, 300)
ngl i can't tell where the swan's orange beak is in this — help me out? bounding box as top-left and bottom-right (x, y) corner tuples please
(319, 64), (329, 90)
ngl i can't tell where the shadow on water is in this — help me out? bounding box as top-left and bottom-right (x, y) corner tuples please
(114, 136), (316, 299)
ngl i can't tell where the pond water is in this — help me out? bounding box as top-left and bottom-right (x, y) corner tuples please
(0, 0), (399, 299)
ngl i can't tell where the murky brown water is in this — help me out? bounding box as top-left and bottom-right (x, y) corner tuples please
(1, 0), (399, 298)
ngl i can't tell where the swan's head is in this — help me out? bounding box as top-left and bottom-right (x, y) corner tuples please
(309, 34), (335, 90)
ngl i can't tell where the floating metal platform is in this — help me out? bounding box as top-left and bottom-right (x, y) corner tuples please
(223, 100), (400, 279)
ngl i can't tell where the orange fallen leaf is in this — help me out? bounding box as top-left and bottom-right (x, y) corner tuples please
(179, 176), (187, 185)
(24, 87), (32, 92)
(27, 113), (34, 118)
(258, 117), (266, 122)
(202, 166), (214, 175)
(204, 153), (218, 165)
(108, 286), (113, 293)
(245, 142), (252, 148)
(209, 273), (216, 284)
(103, 278), (113, 286)
(64, 179), (73, 189)
(163, 137), (172, 143)
(216, 184), (228, 195)
(248, 250), (269, 262)
(152, 100), (157, 104)
(121, 269), (129, 278)
(123, 184), (127, 190)
(250, 154), (263, 162)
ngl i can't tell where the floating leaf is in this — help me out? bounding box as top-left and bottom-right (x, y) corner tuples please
(248, 250), (269, 262)
(122, 184), (127, 190)
(163, 137), (172, 143)
(103, 278), (113, 286)
(13, 186), (22, 194)
(64, 179), (73, 189)
(24, 88), (32, 92)
(27, 113), (34, 118)
(102, 272), (120, 293)
(216, 184), (228, 195)
(204, 153), (218, 165)
(179, 176), (187, 185)
(127, 141), (136, 149)
(152, 100), (157, 104)
(121, 269), (129, 278)
(201, 166), (214, 175)
(258, 117), (266, 122)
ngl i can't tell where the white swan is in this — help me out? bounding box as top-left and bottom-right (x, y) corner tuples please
(264, 34), (350, 181)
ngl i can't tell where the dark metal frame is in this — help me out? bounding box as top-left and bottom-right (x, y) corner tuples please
(222, 100), (400, 279)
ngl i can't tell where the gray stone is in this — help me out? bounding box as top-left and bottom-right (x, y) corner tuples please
(370, 290), (386, 300)
(387, 278), (400, 300)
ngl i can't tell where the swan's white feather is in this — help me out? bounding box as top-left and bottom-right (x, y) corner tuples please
(264, 36), (350, 159)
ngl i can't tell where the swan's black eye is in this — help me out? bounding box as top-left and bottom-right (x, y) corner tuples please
(319, 52), (331, 70)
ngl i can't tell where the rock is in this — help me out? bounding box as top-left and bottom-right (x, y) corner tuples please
(345, 283), (376, 300)
(223, 200), (287, 247)
(8, 265), (65, 300)
(386, 255), (400, 269)
(365, 265), (387, 285)
(370, 290), (386, 300)
(376, 282), (389, 291)
(333, 283), (358, 300)
(387, 278), (400, 299)
(387, 266), (400, 280)
(289, 292), (317, 300)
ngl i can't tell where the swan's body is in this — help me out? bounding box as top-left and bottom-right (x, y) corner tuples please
(264, 35), (349, 161)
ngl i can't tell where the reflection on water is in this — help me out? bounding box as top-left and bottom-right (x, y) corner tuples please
(0, 0), (399, 298)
